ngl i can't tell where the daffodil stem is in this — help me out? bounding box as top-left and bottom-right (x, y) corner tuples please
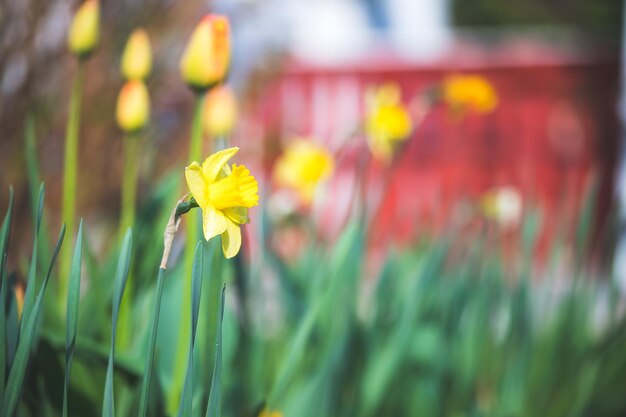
(60, 62), (85, 310)
(168, 92), (205, 414)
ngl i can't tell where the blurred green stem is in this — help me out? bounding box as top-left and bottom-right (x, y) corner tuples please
(168, 92), (205, 414)
(119, 132), (141, 238)
(60, 63), (85, 310)
(117, 132), (141, 350)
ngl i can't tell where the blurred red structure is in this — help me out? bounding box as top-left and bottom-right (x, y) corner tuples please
(246, 40), (619, 260)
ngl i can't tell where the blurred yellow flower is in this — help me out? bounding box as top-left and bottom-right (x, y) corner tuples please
(14, 283), (24, 319)
(68, 0), (100, 58)
(204, 85), (238, 138)
(274, 140), (334, 204)
(364, 83), (413, 164)
(443, 75), (498, 114)
(121, 28), (152, 80)
(185, 147), (259, 258)
(116, 80), (150, 132)
(481, 186), (522, 228)
(180, 15), (231, 91)
(259, 408), (283, 417)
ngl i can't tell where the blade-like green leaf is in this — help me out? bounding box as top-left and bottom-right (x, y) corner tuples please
(63, 219), (83, 417)
(137, 267), (166, 417)
(21, 183), (45, 336)
(25, 117), (52, 278)
(2, 223), (65, 417)
(177, 241), (204, 417)
(205, 285), (225, 417)
(102, 229), (133, 417)
(0, 186), (14, 405)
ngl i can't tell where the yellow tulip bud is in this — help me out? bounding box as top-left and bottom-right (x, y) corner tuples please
(121, 28), (152, 80)
(180, 15), (231, 91)
(68, 0), (100, 58)
(116, 81), (150, 132)
(204, 85), (238, 137)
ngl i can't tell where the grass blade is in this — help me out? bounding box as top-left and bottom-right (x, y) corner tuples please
(21, 183), (45, 336)
(137, 267), (166, 417)
(177, 241), (204, 417)
(63, 219), (83, 417)
(2, 223), (65, 417)
(205, 285), (225, 417)
(102, 229), (133, 417)
(0, 187), (14, 405)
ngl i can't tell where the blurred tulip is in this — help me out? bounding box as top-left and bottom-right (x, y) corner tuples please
(67, 0), (100, 58)
(121, 28), (152, 80)
(204, 85), (238, 138)
(274, 139), (334, 204)
(116, 80), (150, 132)
(364, 83), (413, 164)
(180, 15), (231, 91)
(443, 74), (498, 114)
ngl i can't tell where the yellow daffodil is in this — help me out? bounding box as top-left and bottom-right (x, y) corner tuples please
(258, 408), (283, 417)
(185, 147), (259, 258)
(180, 15), (231, 91)
(121, 28), (152, 80)
(204, 85), (238, 138)
(442, 74), (498, 114)
(273, 139), (334, 204)
(116, 80), (150, 132)
(68, 0), (100, 58)
(364, 83), (413, 164)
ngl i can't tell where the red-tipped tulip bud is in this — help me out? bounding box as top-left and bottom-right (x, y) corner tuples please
(116, 81), (150, 132)
(180, 15), (231, 91)
(68, 0), (100, 59)
(121, 28), (152, 80)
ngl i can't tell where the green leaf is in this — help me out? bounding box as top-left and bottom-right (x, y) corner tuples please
(0, 186), (14, 405)
(205, 285), (225, 417)
(2, 223), (65, 417)
(137, 267), (166, 417)
(25, 117), (51, 274)
(102, 229), (133, 417)
(177, 241), (204, 417)
(63, 219), (83, 417)
(21, 183), (45, 337)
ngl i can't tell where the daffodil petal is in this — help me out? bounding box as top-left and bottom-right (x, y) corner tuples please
(203, 206), (228, 241)
(221, 218), (241, 258)
(185, 162), (209, 207)
(223, 207), (249, 224)
(201, 147), (239, 182)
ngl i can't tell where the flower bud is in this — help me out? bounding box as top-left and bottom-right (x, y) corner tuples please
(180, 15), (231, 91)
(116, 80), (150, 132)
(68, 0), (100, 59)
(204, 85), (238, 137)
(121, 28), (152, 80)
